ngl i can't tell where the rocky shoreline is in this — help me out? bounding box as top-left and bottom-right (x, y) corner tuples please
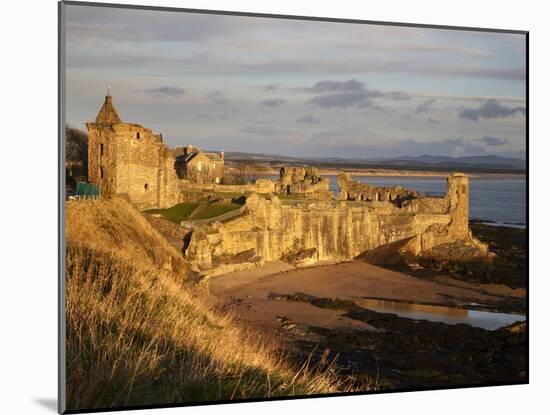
(271, 293), (526, 390)
(207, 222), (527, 391)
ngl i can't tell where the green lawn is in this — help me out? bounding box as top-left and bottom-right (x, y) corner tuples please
(193, 203), (242, 220)
(146, 201), (242, 223)
(146, 202), (199, 223)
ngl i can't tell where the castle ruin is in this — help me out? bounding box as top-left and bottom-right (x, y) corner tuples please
(337, 172), (418, 206)
(186, 173), (487, 275)
(84, 94), (486, 275)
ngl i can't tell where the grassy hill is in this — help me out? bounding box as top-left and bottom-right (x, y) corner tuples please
(65, 197), (351, 411)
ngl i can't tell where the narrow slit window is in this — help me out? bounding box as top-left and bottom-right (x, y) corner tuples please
(136, 132), (140, 139)
(100, 143), (104, 157)
(100, 166), (104, 179)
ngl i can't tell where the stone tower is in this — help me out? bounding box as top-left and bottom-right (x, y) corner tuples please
(85, 95), (180, 209)
(446, 173), (469, 237)
(86, 95), (120, 197)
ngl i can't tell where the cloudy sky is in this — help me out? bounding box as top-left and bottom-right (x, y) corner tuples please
(65, 4), (527, 159)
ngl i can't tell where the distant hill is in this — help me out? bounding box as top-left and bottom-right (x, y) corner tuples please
(222, 151), (526, 173)
(375, 155), (526, 170)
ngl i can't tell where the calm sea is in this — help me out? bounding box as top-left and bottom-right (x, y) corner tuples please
(325, 176), (527, 226)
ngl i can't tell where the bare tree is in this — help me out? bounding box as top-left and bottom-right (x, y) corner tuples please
(66, 125), (88, 180)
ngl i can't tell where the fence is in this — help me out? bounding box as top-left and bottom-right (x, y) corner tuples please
(181, 204), (247, 227)
(76, 182), (101, 196)
(68, 182), (101, 201)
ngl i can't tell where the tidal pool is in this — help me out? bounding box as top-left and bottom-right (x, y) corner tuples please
(357, 298), (525, 331)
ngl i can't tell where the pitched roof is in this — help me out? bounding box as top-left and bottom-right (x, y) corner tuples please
(204, 152), (222, 162)
(180, 152), (198, 163)
(95, 96), (121, 124)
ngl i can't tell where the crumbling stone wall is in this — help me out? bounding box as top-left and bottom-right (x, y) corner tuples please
(186, 173), (487, 274)
(337, 172), (418, 206)
(276, 166), (333, 200)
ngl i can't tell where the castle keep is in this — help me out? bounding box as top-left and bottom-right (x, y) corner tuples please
(86, 95), (224, 209)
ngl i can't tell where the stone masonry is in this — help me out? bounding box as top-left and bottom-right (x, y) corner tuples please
(185, 173), (487, 274)
(87, 96), (185, 209)
(276, 166), (333, 200)
(337, 172), (418, 206)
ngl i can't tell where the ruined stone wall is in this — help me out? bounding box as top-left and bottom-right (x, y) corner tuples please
(187, 195), (454, 272)
(337, 172), (418, 205)
(110, 124), (180, 209)
(186, 173), (483, 273)
(276, 166), (333, 200)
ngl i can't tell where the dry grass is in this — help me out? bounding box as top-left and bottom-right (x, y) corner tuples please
(66, 197), (191, 279)
(65, 198), (360, 410)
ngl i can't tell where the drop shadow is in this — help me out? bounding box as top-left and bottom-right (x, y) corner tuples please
(34, 398), (57, 413)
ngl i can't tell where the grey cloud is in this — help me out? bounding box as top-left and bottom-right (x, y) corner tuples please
(143, 86), (185, 97)
(207, 90), (229, 105)
(263, 83), (280, 91)
(261, 98), (286, 107)
(459, 99), (526, 121)
(66, 7), (525, 83)
(240, 125), (285, 136)
(426, 117), (439, 125)
(198, 113), (229, 120)
(304, 131), (487, 158)
(416, 99), (436, 113)
(478, 136), (510, 146)
(66, 8), (262, 43)
(307, 79), (385, 109)
(295, 115), (321, 124)
(437, 67), (526, 81)
(308, 92), (373, 108)
(310, 79), (371, 93)
(386, 91), (412, 101)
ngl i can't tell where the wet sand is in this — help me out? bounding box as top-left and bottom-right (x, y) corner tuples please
(208, 259), (525, 336)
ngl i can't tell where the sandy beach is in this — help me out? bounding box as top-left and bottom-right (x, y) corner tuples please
(208, 259), (525, 335)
